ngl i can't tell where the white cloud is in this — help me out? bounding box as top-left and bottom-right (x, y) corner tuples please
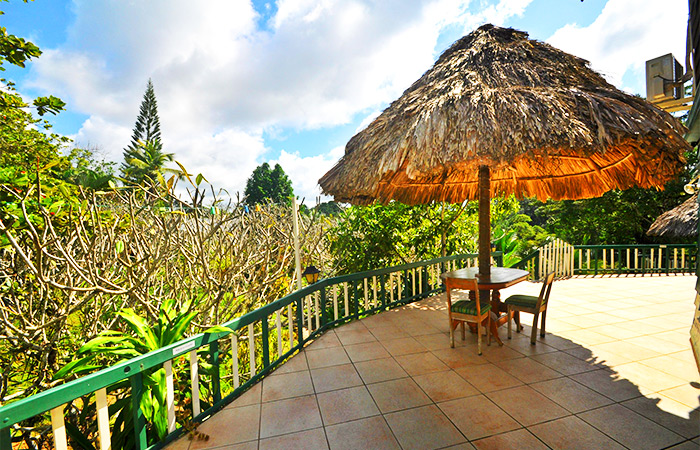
(21, 0), (541, 199)
(547, 0), (688, 94)
(270, 146), (345, 205)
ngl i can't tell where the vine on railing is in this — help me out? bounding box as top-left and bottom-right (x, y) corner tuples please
(0, 252), (483, 450)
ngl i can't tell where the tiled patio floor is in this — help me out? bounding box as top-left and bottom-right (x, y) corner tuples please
(169, 275), (700, 450)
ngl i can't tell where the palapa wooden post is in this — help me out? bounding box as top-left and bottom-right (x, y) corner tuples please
(478, 165), (491, 277)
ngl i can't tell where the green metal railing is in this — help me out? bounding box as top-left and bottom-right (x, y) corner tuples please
(514, 243), (697, 278)
(0, 252), (493, 450)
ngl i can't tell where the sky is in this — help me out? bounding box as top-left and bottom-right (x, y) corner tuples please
(2, 0), (690, 205)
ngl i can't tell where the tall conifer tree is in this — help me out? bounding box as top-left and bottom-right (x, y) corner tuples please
(121, 79), (173, 184)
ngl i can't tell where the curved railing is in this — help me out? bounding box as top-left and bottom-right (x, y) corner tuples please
(0, 252), (494, 450)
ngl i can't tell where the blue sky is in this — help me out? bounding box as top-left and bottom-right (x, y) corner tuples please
(2, 0), (689, 203)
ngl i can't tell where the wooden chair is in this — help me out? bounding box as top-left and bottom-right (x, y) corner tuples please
(445, 277), (491, 355)
(505, 272), (555, 345)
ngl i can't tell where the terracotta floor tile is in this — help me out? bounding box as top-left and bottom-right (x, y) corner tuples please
(438, 394), (521, 440)
(395, 351), (450, 376)
(191, 404), (260, 449)
(226, 382), (261, 408)
(530, 334), (584, 351)
(381, 336), (428, 356)
(262, 370), (314, 402)
(385, 404), (466, 450)
(415, 332), (460, 351)
(579, 404), (684, 450)
(565, 345), (634, 367)
(431, 347), (489, 369)
(614, 361), (688, 392)
(624, 334), (691, 354)
(305, 347), (351, 369)
(366, 377), (432, 413)
(343, 341), (390, 362)
(504, 336), (558, 356)
(442, 443), (476, 449)
(260, 395), (322, 439)
(413, 369), (479, 402)
(167, 435), (191, 450)
(659, 383), (700, 409)
(529, 415), (626, 450)
(530, 377), (613, 413)
(317, 385), (380, 426)
(311, 332), (342, 349)
(494, 357), (562, 384)
(480, 345), (525, 363)
(454, 363), (523, 393)
(273, 351), (308, 374)
(570, 368), (644, 402)
(310, 363), (363, 393)
(621, 395), (700, 439)
(259, 427), (328, 450)
(530, 350), (598, 376)
(666, 440), (700, 450)
(557, 329), (616, 346)
(195, 442), (257, 450)
(472, 428), (549, 450)
(354, 357), (408, 384)
(593, 340), (662, 362)
(325, 416), (401, 450)
(487, 385), (569, 426)
(335, 328), (377, 346)
(368, 325), (411, 340)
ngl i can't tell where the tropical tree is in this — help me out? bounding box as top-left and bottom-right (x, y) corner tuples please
(121, 79), (171, 184)
(243, 162), (294, 205)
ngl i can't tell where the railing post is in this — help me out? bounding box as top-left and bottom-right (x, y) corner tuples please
(130, 372), (147, 450)
(1, 426), (11, 450)
(403, 270), (409, 301)
(380, 273), (387, 308)
(594, 248), (599, 276)
(320, 286), (327, 326)
(209, 340), (221, 404)
(352, 280), (359, 318)
(296, 296), (304, 346)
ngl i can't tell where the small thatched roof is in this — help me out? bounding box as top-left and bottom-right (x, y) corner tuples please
(647, 195), (698, 238)
(319, 24), (689, 205)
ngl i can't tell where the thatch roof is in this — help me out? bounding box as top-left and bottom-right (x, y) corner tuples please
(647, 195), (698, 238)
(319, 24), (689, 205)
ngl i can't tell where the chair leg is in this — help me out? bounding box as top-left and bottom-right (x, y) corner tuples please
(540, 310), (547, 338)
(487, 314), (491, 346)
(461, 321), (466, 341)
(507, 306), (512, 340)
(515, 311), (521, 333)
(530, 312), (539, 345)
(477, 320), (482, 355)
(449, 319), (455, 348)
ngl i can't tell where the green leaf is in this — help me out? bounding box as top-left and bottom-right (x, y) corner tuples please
(117, 309), (159, 350)
(53, 355), (97, 380)
(203, 325), (233, 334)
(65, 422), (97, 450)
(115, 240), (124, 254)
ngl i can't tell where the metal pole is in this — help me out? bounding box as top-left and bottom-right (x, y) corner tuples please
(292, 197), (303, 291)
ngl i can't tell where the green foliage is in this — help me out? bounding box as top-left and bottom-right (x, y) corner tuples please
(244, 162), (294, 205)
(61, 147), (116, 190)
(121, 79), (173, 185)
(313, 201), (342, 215)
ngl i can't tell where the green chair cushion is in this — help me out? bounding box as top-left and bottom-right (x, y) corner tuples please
(451, 300), (491, 315)
(504, 294), (538, 308)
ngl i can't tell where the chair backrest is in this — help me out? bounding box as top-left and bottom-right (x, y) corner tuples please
(538, 272), (555, 309)
(445, 277), (481, 313)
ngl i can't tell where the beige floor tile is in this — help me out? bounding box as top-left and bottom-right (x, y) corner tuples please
(381, 336), (428, 356)
(273, 351), (309, 374)
(191, 404), (260, 449)
(557, 329), (616, 346)
(625, 335), (693, 355)
(305, 347), (351, 369)
(494, 357), (562, 384)
(431, 347), (489, 369)
(531, 333), (584, 351)
(395, 351), (450, 376)
(570, 368), (644, 402)
(335, 327), (377, 346)
(192, 442), (257, 450)
(487, 385), (569, 426)
(259, 427), (328, 450)
(310, 331), (342, 349)
(344, 341), (391, 362)
(639, 354), (700, 382)
(325, 416), (401, 450)
(262, 370), (314, 402)
(167, 435), (191, 450)
(438, 394), (521, 440)
(413, 369), (479, 402)
(310, 363), (363, 393)
(621, 395), (700, 439)
(565, 345), (634, 366)
(260, 395), (322, 439)
(455, 363), (523, 393)
(354, 357), (409, 384)
(529, 415), (626, 450)
(589, 323), (647, 340)
(504, 336), (558, 356)
(614, 361), (688, 392)
(659, 383), (700, 409)
(366, 377), (432, 413)
(317, 385), (380, 426)
(226, 382), (262, 408)
(530, 350), (598, 376)
(472, 428), (548, 450)
(530, 377), (613, 413)
(579, 403), (684, 450)
(385, 404), (466, 450)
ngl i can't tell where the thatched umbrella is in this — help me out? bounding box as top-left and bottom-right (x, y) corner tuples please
(319, 24), (689, 276)
(647, 195), (698, 238)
